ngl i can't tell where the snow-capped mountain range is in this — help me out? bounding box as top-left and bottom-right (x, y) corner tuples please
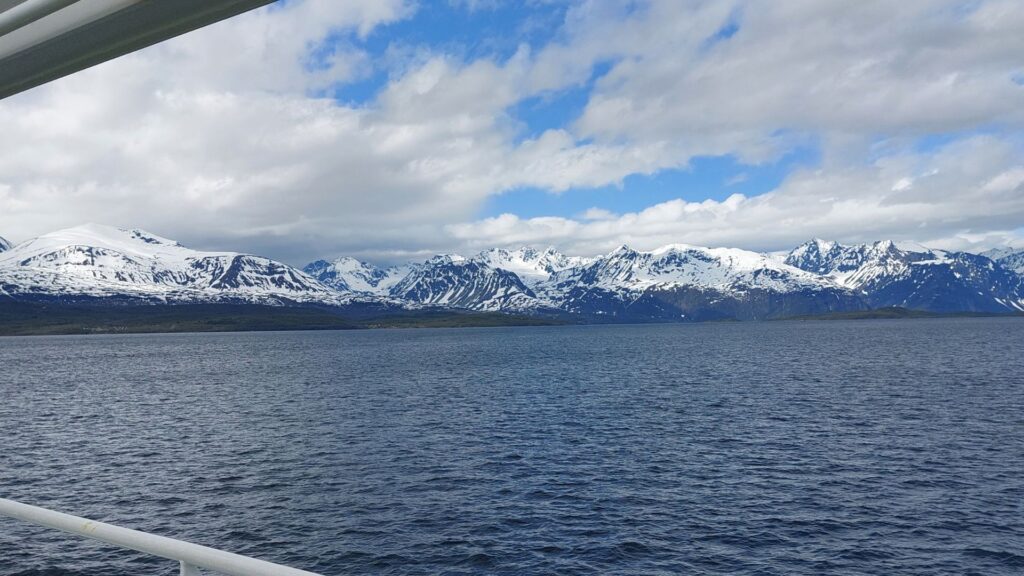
(1, 224), (1022, 319)
(785, 239), (1024, 313)
(532, 244), (865, 321)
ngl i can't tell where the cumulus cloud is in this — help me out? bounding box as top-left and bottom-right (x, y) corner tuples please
(565, 0), (1024, 158)
(447, 136), (1024, 255)
(0, 0), (1022, 264)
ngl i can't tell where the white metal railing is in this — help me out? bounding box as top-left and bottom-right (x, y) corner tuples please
(0, 497), (325, 576)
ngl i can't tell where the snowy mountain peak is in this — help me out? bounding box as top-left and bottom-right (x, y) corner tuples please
(983, 247), (1024, 275)
(75, 223), (177, 245)
(4, 224), (186, 261)
(785, 238), (929, 277)
(471, 246), (593, 286)
(327, 256), (363, 268)
(983, 246), (1021, 260)
(0, 223), (342, 305)
(302, 256), (408, 295)
(0, 235), (10, 253)
(390, 257), (540, 312)
(786, 239), (855, 273)
(426, 254), (466, 265)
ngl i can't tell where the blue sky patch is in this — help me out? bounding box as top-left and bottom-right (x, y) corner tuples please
(509, 61), (614, 141)
(702, 8), (742, 51)
(482, 146), (820, 219)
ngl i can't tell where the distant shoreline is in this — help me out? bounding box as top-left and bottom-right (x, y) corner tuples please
(773, 307), (1024, 321)
(0, 301), (569, 337)
(0, 302), (1020, 337)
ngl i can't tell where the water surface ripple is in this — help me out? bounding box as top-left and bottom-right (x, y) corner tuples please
(1, 319), (1022, 575)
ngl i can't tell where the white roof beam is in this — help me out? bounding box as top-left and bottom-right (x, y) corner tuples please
(0, 0), (277, 100)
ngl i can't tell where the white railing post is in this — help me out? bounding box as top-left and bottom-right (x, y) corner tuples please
(0, 497), (324, 576)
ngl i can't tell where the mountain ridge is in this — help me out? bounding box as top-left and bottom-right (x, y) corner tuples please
(2, 224), (1022, 320)
(785, 239), (1024, 313)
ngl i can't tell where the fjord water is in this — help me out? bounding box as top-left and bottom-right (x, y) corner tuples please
(1, 320), (1022, 575)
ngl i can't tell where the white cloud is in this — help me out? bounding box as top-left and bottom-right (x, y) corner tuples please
(725, 173), (749, 186)
(565, 0), (1024, 160)
(447, 136), (1024, 255)
(0, 0), (1022, 264)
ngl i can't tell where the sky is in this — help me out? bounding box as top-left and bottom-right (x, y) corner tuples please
(1, 0), (1023, 265)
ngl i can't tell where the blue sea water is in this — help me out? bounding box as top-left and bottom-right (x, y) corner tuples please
(0, 318), (1022, 575)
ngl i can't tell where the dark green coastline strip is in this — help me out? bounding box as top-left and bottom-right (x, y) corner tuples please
(2, 302), (1020, 336)
(775, 307), (1024, 321)
(0, 302), (568, 336)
